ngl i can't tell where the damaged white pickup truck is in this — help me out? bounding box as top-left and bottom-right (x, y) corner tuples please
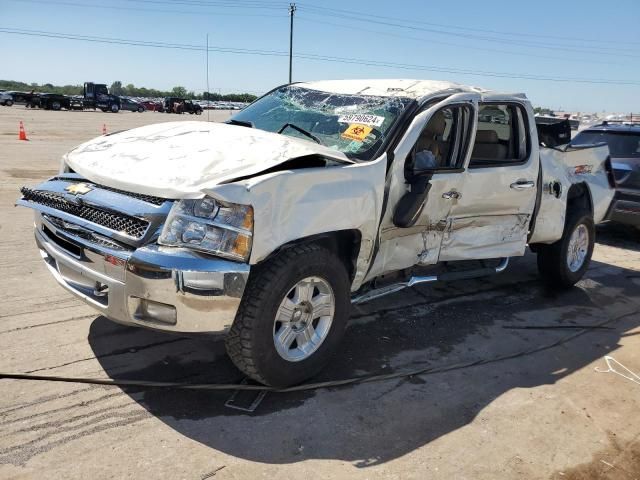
(18, 79), (615, 387)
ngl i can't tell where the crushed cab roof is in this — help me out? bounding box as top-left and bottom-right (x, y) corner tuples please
(297, 79), (489, 99)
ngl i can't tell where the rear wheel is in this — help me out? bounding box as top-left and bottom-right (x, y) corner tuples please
(51, 101), (61, 111)
(137, 106), (144, 113)
(5, 100), (13, 107)
(110, 103), (120, 113)
(225, 244), (350, 387)
(537, 208), (595, 289)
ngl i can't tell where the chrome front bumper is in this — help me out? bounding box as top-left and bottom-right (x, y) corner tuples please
(33, 213), (250, 334)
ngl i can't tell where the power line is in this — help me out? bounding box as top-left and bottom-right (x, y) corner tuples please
(296, 16), (625, 67)
(297, 2), (640, 47)
(9, 0), (289, 18)
(126, 0), (288, 9)
(1, 27), (639, 86)
(297, 7), (640, 58)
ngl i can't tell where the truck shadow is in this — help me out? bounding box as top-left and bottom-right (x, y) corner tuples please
(88, 248), (640, 467)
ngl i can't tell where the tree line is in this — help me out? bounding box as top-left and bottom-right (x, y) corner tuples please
(0, 80), (258, 102)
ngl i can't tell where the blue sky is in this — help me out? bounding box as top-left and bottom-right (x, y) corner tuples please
(2, 0), (639, 112)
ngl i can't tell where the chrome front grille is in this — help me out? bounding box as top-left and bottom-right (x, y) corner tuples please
(52, 176), (168, 206)
(43, 214), (131, 251)
(21, 187), (149, 239)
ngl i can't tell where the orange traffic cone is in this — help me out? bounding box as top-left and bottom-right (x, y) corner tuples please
(102, 124), (107, 135)
(19, 121), (27, 141)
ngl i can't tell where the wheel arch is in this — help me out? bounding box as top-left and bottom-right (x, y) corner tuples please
(257, 229), (362, 283)
(566, 182), (594, 217)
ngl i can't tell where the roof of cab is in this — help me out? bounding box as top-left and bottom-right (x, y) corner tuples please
(297, 79), (490, 99)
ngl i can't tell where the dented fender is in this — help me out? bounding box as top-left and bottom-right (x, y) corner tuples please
(203, 156), (388, 290)
(530, 144), (613, 244)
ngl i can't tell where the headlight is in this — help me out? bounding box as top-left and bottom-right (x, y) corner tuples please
(158, 196), (253, 262)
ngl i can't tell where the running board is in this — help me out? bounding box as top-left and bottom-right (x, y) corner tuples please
(351, 258), (509, 305)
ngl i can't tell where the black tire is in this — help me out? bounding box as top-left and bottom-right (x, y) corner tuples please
(110, 104), (120, 113)
(225, 244), (351, 387)
(137, 106), (144, 113)
(195, 109), (202, 115)
(6, 100), (13, 107)
(536, 208), (595, 289)
(51, 101), (61, 111)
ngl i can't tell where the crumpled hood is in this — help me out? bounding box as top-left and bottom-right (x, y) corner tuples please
(65, 121), (352, 198)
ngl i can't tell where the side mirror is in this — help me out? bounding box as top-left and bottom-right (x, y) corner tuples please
(393, 179), (432, 228)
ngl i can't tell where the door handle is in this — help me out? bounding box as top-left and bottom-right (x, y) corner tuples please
(510, 180), (535, 190)
(442, 191), (461, 200)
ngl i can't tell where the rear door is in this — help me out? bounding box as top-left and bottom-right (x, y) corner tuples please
(439, 98), (539, 261)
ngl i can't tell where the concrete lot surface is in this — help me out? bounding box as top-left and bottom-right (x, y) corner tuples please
(1, 107), (640, 479)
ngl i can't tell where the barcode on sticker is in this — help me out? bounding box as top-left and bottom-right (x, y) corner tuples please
(337, 114), (384, 127)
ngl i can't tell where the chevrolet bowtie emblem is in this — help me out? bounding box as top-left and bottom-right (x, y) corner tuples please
(65, 183), (93, 195)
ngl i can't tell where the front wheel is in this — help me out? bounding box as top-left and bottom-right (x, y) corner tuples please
(110, 103), (120, 113)
(225, 244), (350, 387)
(536, 209), (595, 289)
(137, 106), (144, 113)
(195, 109), (202, 115)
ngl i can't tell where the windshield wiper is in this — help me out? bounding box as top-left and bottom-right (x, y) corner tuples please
(277, 123), (323, 145)
(226, 119), (254, 128)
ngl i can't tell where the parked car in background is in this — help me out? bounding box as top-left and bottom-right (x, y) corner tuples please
(38, 93), (70, 111)
(119, 97), (145, 112)
(163, 97), (203, 115)
(571, 121), (640, 228)
(139, 100), (163, 112)
(3, 91), (33, 106)
(0, 91), (13, 106)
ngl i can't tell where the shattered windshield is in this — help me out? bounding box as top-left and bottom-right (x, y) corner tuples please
(230, 85), (413, 161)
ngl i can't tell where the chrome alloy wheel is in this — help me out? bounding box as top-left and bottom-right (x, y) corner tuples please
(273, 276), (335, 362)
(567, 224), (589, 272)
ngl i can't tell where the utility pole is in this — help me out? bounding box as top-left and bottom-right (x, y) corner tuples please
(288, 2), (296, 84)
(206, 33), (210, 122)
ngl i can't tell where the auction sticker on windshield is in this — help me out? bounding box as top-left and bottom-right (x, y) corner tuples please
(341, 124), (373, 142)
(337, 114), (384, 127)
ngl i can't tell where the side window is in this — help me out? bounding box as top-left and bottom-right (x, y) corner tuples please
(470, 103), (530, 167)
(410, 105), (472, 172)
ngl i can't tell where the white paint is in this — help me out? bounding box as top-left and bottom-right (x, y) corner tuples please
(300, 79), (488, 99)
(64, 121), (353, 199)
(203, 158), (387, 290)
(55, 79), (613, 292)
(530, 144), (613, 244)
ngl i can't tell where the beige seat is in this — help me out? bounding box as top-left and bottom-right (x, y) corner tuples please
(472, 130), (508, 160)
(415, 110), (447, 166)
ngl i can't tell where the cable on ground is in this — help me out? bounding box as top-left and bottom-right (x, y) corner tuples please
(1, 309), (637, 393)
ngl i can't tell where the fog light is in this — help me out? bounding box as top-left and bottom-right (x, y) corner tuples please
(181, 271), (225, 291)
(128, 297), (177, 325)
